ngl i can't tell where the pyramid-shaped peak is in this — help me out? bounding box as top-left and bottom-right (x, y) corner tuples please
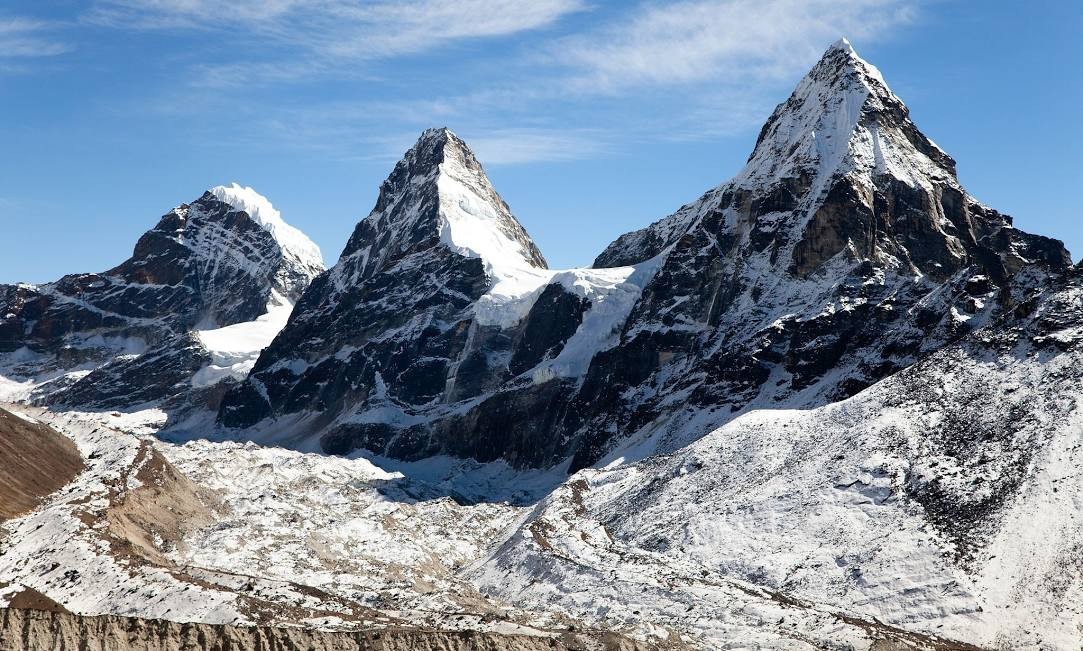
(825, 36), (862, 59)
(409, 126), (454, 158)
(334, 127), (546, 287)
(401, 127), (477, 174)
(736, 38), (955, 188)
(829, 36), (853, 50)
(416, 125), (455, 144)
(808, 37), (889, 91)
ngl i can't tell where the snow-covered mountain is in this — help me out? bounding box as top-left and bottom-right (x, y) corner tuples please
(219, 40), (1067, 476)
(3, 38), (1083, 651)
(567, 37), (1069, 469)
(474, 267), (1083, 649)
(218, 127), (662, 465)
(0, 186), (325, 411)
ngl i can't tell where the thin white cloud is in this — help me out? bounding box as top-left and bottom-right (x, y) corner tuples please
(0, 18), (70, 58)
(556, 0), (916, 92)
(88, 0), (586, 59)
(88, 0), (924, 164)
(456, 128), (608, 165)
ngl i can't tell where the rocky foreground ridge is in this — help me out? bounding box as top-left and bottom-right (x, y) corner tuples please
(0, 608), (652, 651)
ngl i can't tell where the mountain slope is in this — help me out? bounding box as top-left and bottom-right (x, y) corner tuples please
(0, 408), (83, 520)
(474, 266), (1083, 649)
(0, 187), (324, 411)
(565, 37), (1069, 469)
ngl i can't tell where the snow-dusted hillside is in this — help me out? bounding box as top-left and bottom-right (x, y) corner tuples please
(1, 402), (999, 649)
(0, 404), (650, 646)
(474, 270), (1083, 649)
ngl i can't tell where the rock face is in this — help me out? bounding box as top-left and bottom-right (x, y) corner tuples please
(0, 608), (652, 651)
(0, 187), (324, 411)
(221, 42), (1069, 472)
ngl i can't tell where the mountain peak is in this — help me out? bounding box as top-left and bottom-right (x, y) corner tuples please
(737, 38), (955, 191)
(815, 36), (888, 91)
(431, 129), (549, 275)
(208, 183), (325, 278)
(828, 36), (852, 50)
(416, 125), (454, 143)
(824, 36), (863, 62)
(335, 127), (546, 287)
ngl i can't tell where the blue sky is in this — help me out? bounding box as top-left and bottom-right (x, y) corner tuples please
(1, 0), (1080, 282)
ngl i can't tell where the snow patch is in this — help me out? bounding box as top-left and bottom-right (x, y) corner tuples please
(435, 140), (541, 280)
(193, 291), (293, 387)
(210, 183), (325, 274)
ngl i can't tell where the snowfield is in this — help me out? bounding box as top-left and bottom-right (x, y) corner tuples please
(192, 291), (295, 386)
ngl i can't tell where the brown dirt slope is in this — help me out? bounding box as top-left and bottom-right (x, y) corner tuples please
(0, 407), (83, 520)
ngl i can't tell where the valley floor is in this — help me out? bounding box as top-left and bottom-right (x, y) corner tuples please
(0, 400), (1076, 650)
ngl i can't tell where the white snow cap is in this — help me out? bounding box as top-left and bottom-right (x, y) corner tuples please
(434, 129), (544, 280)
(733, 36), (942, 191)
(210, 183), (325, 272)
(829, 36), (854, 52)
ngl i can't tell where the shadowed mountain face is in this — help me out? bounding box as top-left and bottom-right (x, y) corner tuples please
(0, 189), (324, 411)
(218, 41), (1070, 471)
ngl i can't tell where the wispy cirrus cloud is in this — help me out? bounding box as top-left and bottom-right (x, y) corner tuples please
(87, 0), (587, 60)
(0, 17), (70, 58)
(555, 0), (917, 92)
(84, 0), (924, 165)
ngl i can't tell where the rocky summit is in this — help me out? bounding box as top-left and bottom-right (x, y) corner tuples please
(219, 40), (1069, 473)
(0, 186), (324, 411)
